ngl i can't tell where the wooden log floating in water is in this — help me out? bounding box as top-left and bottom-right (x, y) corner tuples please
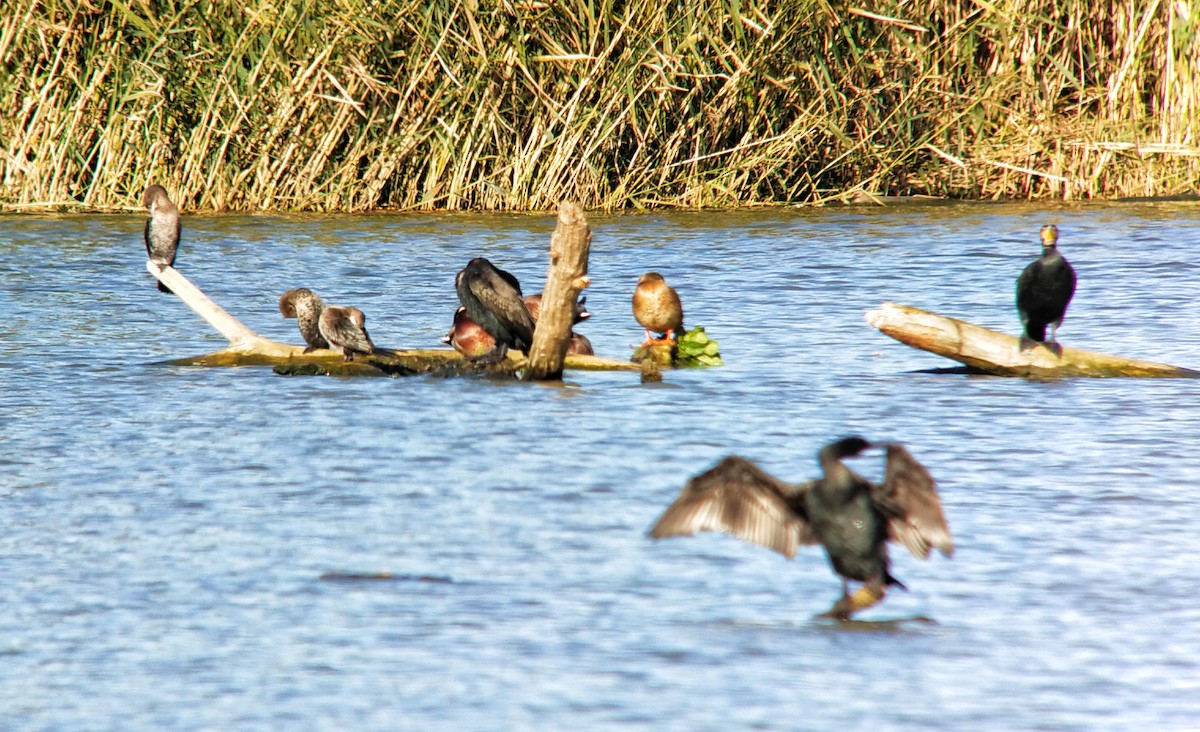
(147, 246), (640, 375)
(865, 301), (1200, 378)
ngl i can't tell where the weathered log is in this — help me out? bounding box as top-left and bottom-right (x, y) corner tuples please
(148, 259), (639, 374)
(523, 201), (592, 381)
(865, 301), (1200, 378)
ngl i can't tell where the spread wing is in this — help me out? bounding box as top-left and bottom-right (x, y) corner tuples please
(648, 456), (818, 558)
(872, 444), (954, 559)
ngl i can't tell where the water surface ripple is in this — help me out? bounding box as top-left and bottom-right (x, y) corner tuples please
(2, 204), (1200, 730)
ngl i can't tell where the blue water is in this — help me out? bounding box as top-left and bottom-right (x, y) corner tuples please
(2, 203), (1200, 730)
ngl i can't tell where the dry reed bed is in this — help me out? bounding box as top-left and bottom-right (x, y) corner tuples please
(1, 0), (1197, 212)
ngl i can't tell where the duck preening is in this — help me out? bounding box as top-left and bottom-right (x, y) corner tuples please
(318, 305), (377, 362)
(454, 257), (536, 362)
(649, 436), (953, 620)
(143, 184), (180, 294)
(279, 288), (330, 353)
(633, 272), (684, 345)
(1016, 224), (1077, 350)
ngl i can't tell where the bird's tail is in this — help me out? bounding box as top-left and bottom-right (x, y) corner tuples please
(156, 280), (174, 294)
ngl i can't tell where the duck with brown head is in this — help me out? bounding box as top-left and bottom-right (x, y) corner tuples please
(318, 305), (377, 362)
(649, 436), (953, 620)
(279, 288), (330, 353)
(633, 272), (684, 345)
(143, 184), (180, 293)
(522, 292), (595, 356)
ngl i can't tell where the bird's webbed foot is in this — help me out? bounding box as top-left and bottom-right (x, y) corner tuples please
(818, 583), (887, 621)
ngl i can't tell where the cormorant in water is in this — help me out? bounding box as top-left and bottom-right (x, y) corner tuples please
(143, 184), (180, 293)
(649, 436), (953, 620)
(633, 272), (684, 345)
(318, 305), (377, 361)
(1016, 224), (1077, 349)
(279, 288), (330, 353)
(455, 257), (535, 362)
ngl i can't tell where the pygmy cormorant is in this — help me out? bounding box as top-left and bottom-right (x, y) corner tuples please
(143, 184), (180, 293)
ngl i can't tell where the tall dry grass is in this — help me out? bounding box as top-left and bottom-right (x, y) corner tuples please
(1, 0), (1197, 211)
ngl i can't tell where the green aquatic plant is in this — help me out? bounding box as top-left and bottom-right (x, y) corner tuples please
(674, 328), (723, 368)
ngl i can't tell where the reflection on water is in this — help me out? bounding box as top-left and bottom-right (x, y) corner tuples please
(2, 203), (1200, 730)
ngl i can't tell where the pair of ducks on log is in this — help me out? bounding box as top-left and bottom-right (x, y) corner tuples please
(145, 186), (1065, 619)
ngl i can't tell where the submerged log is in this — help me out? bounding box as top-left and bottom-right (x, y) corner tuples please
(523, 201), (592, 381)
(865, 301), (1200, 378)
(149, 260), (639, 375)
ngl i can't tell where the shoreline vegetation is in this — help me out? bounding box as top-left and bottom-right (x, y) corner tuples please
(2, 0), (1197, 213)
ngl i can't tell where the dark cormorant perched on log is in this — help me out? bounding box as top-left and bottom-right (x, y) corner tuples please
(318, 305), (376, 362)
(455, 257), (535, 362)
(1016, 224), (1077, 349)
(648, 436), (953, 620)
(633, 272), (684, 345)
(279, 288), (330, 353)
(143, 184), (180, 293)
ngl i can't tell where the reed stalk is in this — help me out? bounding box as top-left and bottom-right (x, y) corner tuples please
(1, 0), (1197, 212)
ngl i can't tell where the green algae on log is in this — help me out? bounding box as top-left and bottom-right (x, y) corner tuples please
(865, 302), (1200, 378)
(631, 327), (723, 369)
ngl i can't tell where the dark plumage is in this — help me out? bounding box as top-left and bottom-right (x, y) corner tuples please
(633, 272), (684, 344)
(143, 184), (180, 293)
(649, 436), (953, 620)
(455, 257), (536, 362)
(279, 288), (330, 353)
(1016, 224), (1077, 347)
(318, 305), (376, 361)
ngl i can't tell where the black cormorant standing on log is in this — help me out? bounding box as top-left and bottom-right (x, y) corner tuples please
(143, 184), (180, 293)
(649, 437), (954, 620)
(633, 272), (684, 345)
(279, 288), (330, 353)
(455, 257), (535, 362)
(318, 305), (377, 362)
(1016, 224), (1077, 349)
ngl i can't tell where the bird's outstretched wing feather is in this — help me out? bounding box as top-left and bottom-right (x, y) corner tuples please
(648, 456), (818, 558)
(873, 444), (954, 559)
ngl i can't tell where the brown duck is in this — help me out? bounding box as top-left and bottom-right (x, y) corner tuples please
(633, 272), (684, 345)
(649, 436), (953, 620)
(278, 288), (330, 353)
(318, 305), (377, 362)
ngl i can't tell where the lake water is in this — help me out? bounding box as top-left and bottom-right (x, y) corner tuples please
(2, 203), (1199, 730)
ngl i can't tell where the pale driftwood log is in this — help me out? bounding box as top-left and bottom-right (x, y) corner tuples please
(147, 258), (638, 373)
(865, 301), (1199, 378)
(524, 202), (592, 381)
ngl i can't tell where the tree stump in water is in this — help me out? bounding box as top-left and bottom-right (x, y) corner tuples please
(523, 201), (592, 381)
(865, 302), (1199, 378)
